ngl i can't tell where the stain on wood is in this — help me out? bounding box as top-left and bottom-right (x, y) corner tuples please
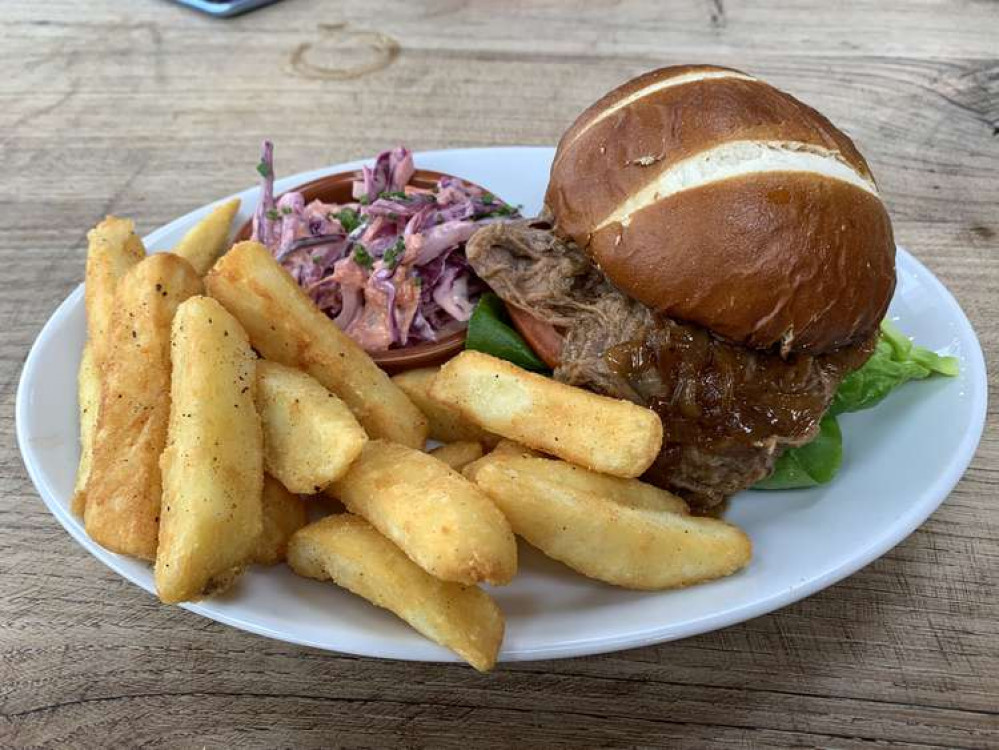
(289, 23), (400, 81)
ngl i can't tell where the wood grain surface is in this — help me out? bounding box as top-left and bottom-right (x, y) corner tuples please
(2, 1), (997, 747)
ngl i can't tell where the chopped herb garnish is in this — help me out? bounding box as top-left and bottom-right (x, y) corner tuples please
(413, 275), (423, 287)
(280, 206), (293, 215)
(334, 208), (362, 233)
(387, 211), (399, 221)
(383, 238), (405, 268)
(481, 193), (495, 205)
(379, 190), (408, 200)
(359, 195), (371, 205)
(266, 209), (281, 221)
(312, 254), (323, 264)
(353, 245), (374, 269)
(256, 161), (271, 179)
(486, 204), (520, 218)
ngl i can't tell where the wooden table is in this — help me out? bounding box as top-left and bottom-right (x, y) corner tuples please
(2, 1), (996, 747)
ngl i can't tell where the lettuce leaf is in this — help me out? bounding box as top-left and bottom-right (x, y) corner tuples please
(828, 319), (959, 416)
(465, 293), (550, 373)
(753, 415), (842, 490)
(753, 320), (958, 490)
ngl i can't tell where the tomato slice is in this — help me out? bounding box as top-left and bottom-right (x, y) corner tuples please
(506, 305), (564, 369)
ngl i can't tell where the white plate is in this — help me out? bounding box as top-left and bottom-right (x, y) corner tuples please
(16, 147), (988, 663)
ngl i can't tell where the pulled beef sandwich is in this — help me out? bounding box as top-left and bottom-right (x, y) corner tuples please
(466, 65), (896, 509)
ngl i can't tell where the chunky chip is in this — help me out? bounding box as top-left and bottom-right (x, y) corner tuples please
(430, 351), (662, 477)
(256, 360), (367, 494)
(328, 440), (517, 586)
(84, 254), (202, 560)
(472, 455), (750, 589)
(288, 515), (504, 671)
(155, 296), (263, 603)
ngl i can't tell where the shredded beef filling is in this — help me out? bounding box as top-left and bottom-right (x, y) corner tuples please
(467, 218), (876, 508)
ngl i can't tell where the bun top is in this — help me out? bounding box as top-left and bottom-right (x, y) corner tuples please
(545, 64), (896, 354)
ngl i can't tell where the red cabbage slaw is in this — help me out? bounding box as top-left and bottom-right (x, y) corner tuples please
(251, 142), (520, 352)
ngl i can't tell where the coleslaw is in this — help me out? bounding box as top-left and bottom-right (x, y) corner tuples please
(251, 142), (520, 352)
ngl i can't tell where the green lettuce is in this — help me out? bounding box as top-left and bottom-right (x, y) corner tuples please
(753, 320), (959, 490)
(753, 415), (843, 490)
(828, 319), (959, 416)
(465, 293), (550, 373)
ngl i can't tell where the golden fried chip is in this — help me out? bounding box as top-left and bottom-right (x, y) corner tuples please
(431, 351), (662, 477)
(288, 515), (504, 671)
(84, 254), (202, 560)
(253, 475), (308, 565)
(256, 360), (367, 494)
(173, 198), (240, 276)
(430, 441), (484, 471)
(473, 455), (750, 590)
(156, 296), (263, 603)
(393, 367), (498, 446)
(328, 440), (516, 586)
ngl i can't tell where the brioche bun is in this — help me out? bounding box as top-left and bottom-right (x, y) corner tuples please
(545, 65), (895, 354)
